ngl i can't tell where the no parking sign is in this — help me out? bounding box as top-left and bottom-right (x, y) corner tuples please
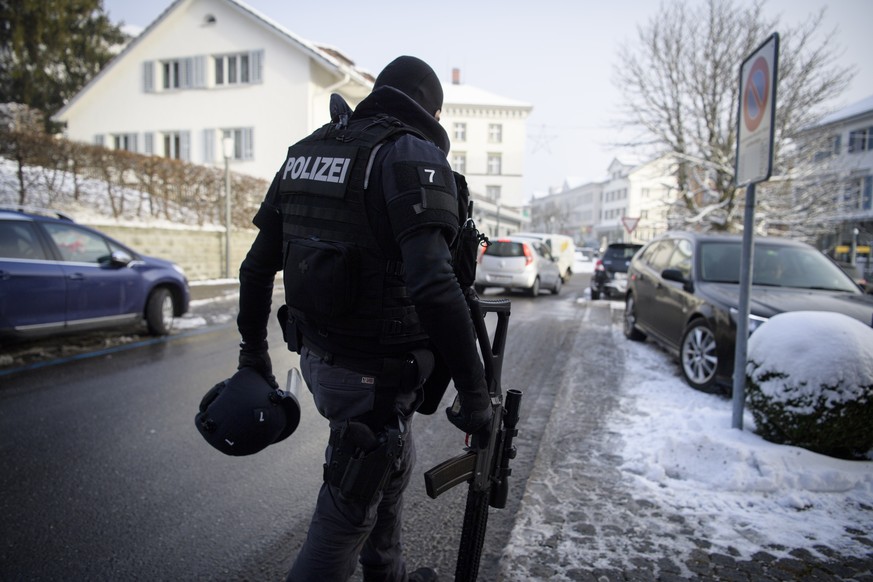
(735, 33), (779, 187)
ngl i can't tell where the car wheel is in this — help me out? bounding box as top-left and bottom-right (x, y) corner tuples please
(527, 277), (540, 297)
(623, 294), (646, 341)
(551, 276), (562, 295)
(590, 287), (601, 300)
(680, 319), (718, 392)
(146, 287), (175, 335)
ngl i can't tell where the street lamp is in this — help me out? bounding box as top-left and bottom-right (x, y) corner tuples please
(222, 136), (234, 279)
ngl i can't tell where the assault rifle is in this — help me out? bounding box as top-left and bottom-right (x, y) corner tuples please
(424, 201), (522, 582)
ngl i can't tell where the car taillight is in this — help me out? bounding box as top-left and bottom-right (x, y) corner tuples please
(523, 243), (534, 266)
(594, 259), (604, 272)
(477, 245), (486, 264)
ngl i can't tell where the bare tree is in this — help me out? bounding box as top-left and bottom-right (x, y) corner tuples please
(614, 0), (854, 232)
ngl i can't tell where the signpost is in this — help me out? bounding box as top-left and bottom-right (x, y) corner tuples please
(732, 33), (779, 430)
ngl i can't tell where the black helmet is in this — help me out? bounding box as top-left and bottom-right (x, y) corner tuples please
(195, 367), (301, 456)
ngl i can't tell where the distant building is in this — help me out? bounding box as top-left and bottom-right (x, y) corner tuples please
(441, 68), (533, 214)
(529, 156), (677, 248)
(794, 94), (873, 277)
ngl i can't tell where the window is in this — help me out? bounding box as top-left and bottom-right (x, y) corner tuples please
(454, 123), (466, 142)
(113, 133), (138, 153)
(43, 223), (113, 264)
(217, 54), (247, 84)
(451, 153), (466, 174)
(0, 221), (47, 260)
(214, 51), (263, 86)
(162, 131), (190, 161)
(222, 128), (254, 161)
(488, 123), (502, 143)
(814, 134), (842, 161)
(486, 185), (501, 201)
(163, 60), (182, 90)
(158, 57), (205, 90)
(848, 127), (873, 153)
(487, 153), (502, 175)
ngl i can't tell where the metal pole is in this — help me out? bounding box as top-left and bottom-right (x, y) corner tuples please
(731, 182), (756, 430)
(224, 156), (231, 279)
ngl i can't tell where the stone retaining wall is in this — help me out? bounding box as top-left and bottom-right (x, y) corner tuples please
(84, 223), (258, 282)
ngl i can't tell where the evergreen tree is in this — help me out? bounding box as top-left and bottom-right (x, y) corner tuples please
(0, 0), (128, 129)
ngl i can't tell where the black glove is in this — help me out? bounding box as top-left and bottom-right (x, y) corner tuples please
(238, 341), (279, 389)
(446, 383), (493, 438)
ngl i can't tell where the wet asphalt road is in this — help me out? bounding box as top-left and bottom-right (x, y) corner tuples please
(2, 273), (871, 581)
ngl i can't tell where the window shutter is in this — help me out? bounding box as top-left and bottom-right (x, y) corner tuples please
(144, 133), (154, 155)
(130, 133), (139, 153)
(193, 56), (207, 88)
(251, 50), (264, 83)
(180, 131), (191, 161)
(202, 129), (215, 164)
(178, 58), (193, 89)
(243, 128), (254, 160)
(143, 61), (155, 92)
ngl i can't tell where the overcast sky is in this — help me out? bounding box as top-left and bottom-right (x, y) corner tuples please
(103, 0), (872, 199)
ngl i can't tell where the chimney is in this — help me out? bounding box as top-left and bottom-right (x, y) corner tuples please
(452, 68), (461, 85)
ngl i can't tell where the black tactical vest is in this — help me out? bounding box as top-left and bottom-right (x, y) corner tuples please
(277, 115), (431, 355)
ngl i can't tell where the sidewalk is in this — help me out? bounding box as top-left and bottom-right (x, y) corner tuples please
(498, 303), (873, 582)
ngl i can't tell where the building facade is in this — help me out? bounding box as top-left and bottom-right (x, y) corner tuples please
(529, 156), (678, 249)
(441, 69), (533, 211)
(795, 94), (873, 278)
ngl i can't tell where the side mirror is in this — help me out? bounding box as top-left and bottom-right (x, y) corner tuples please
(109, 250), (133, 267)
(662, 268), (693, 292)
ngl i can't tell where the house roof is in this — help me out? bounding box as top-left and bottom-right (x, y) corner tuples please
(54, 0), (374, 121)
(443, 83), (532, 110)
(809, 94), (873, 129)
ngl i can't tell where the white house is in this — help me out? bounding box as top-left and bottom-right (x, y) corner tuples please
(441, 69), (533, 210)
(53, 0), (532, 218)
(53, 0), (374, 181)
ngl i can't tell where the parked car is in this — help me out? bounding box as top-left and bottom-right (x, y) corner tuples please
(0, 207), (190, 339)
(513, 232), (576, 281)
(474, 236), (562, 297)
(623, 231), (873, 392)
(590, 242), (643, 299)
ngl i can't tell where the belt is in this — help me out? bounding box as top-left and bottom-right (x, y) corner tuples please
(302, 339), (407, 377)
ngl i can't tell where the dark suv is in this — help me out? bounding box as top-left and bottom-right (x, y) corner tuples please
(0, 207), (190, 339)
(590, 242), (643, 300)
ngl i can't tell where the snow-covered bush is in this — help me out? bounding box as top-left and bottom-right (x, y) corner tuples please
(745, 311), (873, 459)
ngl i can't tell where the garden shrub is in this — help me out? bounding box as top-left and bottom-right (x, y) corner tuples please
(745, 311), (873, 459)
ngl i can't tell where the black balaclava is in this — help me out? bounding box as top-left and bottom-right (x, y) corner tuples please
(373, 56), (443, 116)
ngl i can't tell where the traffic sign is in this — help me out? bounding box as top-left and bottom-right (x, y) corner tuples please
(735, 33), (779, 187)
(621, 216), (640, 234)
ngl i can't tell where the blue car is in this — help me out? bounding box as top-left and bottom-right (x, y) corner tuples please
(0, 207), (190, 339)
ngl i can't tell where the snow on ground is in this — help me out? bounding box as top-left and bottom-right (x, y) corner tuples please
(614, 334), (872, 557)
(505, 271), (873, 574)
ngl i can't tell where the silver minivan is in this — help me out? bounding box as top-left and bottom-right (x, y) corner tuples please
(474, 236), (562, 297)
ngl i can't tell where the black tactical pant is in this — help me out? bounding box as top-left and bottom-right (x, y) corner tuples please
(286, 346), (422, 582)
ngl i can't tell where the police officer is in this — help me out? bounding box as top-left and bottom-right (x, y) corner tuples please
(235, 56), (492, 582)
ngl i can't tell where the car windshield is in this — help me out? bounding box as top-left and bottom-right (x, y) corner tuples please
(485, 241), (526, 258)
(605, 245), (641, 260)
(699, 242), (859, 292)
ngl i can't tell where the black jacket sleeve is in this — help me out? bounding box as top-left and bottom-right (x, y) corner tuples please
(379, 136), (486, 393)
(237, 174), (284, 348)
